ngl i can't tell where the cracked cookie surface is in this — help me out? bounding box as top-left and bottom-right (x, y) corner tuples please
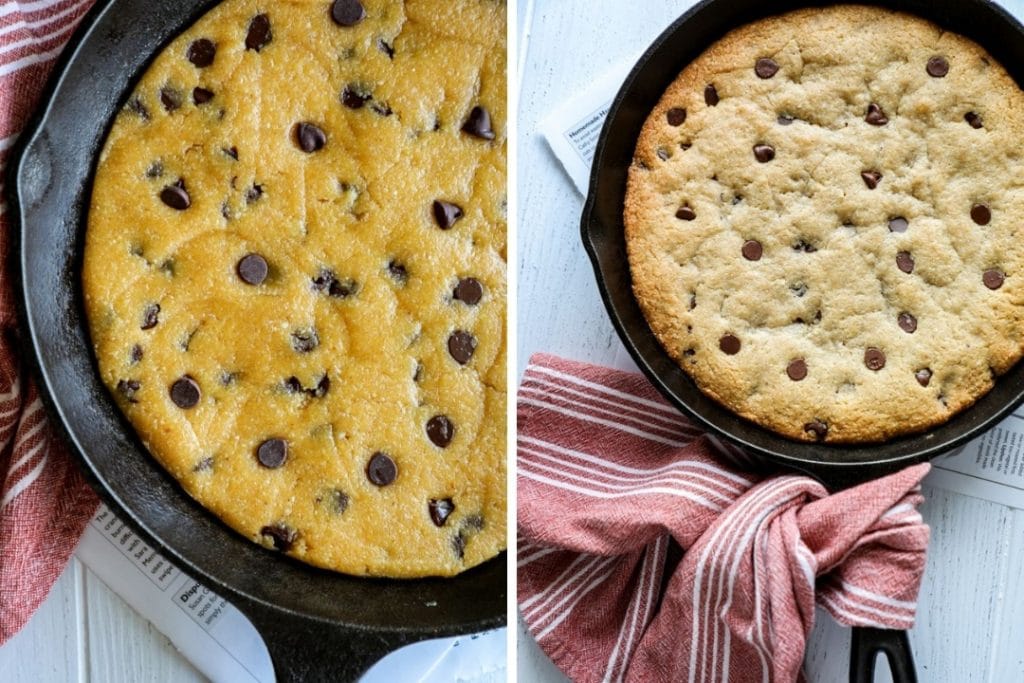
(625, 5), (1024, 444)
(84, 0), (506, 577)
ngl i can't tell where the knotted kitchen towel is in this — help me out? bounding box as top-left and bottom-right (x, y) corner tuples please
(0, 0), (100, 645)
(518, 354), (930, 683)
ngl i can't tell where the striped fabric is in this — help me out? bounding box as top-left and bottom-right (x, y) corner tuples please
(0, 0), (99, 645)
(518, 354), (930, 683)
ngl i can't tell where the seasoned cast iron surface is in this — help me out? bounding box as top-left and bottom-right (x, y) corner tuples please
(13, 1), (505, 677)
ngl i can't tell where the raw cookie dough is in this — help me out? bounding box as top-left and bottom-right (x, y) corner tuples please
(625, 5), (1024, 443)
(84, 0), (507, 577)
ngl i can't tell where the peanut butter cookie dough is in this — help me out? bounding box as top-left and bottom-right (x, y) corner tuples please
(85, 0), (506, 577)
(625, 5), (1024, 444)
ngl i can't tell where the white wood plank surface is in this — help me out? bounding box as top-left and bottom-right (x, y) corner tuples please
(516, 0), (1024, 681)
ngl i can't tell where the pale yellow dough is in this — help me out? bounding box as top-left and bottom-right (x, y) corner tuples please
(84, 0), (506, 577)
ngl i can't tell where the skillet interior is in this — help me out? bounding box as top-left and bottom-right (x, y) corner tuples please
(13, 0), (505, 679)
(582, 0), (1024, 488)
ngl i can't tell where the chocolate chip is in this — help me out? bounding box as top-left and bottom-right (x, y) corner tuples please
(295, 123), (327, 152)
(117, 379), (141, 403)
(898, 312), (917, 333)
(448, 330), (477, 365)
(689, 294), (697, 310)
(160, 182), (190, 210)
(704, 84), (719, 106)
(246, 184), (263, 203)
(237, 253), (268, 285)
(453, 278), (483, 305)
(433, 200), (464, 229)
(896, 251), (915, 274)
(666, 107), (687, 126)
(126, 97), (150, 120)
(755, 58), (779, 78)
(865, 103), (889, 126)
(429, 498), (455, 527)
(366, 452), (397, 486)
(284, 376), (303, 393)
(719, 334), (741, 355)
(915, 368), (933, 387)
(331, 0), (365, 26)
(742, 240), (763, 261)
(971, 204), (992, 225)
(260, 524), (296, 551)
(787, 359), (808, 381)
(170, 376), (201, 409)
(676, 205), (696, 221)
(328, 278), (357, 299)
(311, 375), (330, 398)
(160, 87), (181, 112)
(378, 39), (395, 58)
(462, 106), (496, 140)
(325, 489), (349, 514)
(192, 87), (214, 105)
(291, 329), (319, 353)
(257, 438), (288, 468)
(223, 146), (239, 160)
(864, 347), (886, 371)
(426, 415), (454, 448)
(803, 420), (828, 441)
(341, 85), (371, 109)
(245, 14), (272, 52)
(141, 303), (161, 330)
(927, 56), (949, 77)
(965, 111), (984, 129)
(130, 344), (144, 363)
(983, 269), (1005, 290)
(793, 240), (816, 253)
(453, 532), (467, 559)
(187, 39), (216, 67)
(889, 217), (908, 233)
(312, 269), (335, 292)
(388, 260), (408, 284)
(777, 114), (794, 125)
(861, 171), (882, 189)
(753, 144), (775, 163)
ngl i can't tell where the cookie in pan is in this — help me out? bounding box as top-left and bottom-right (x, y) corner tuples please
(625, 4), (1024, 443)
(84, 0), (506, 577)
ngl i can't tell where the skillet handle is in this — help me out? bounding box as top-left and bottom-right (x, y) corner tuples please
(232, 594), (421, 682)
(849, 627), (917, 683)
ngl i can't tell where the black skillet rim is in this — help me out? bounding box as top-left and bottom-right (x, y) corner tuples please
(580, 0), (1024, 484)
(10, 0), (505, 640)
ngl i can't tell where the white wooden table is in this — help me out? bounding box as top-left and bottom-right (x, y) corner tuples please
(516, 0), (1024, 680)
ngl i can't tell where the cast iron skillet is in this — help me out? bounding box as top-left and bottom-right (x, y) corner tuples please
(581, 0), (1024, 681)
(11, 0), (505, 680)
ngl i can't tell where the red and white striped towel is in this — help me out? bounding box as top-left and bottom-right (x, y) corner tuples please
(0, 0), (100, 645)
(518, 354), (930, 683)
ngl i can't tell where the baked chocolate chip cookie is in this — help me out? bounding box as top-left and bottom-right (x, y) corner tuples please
(625, 5), (1024, 443)
(84, 0), (506, 577)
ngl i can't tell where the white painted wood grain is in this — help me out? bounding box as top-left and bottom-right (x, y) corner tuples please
(516, 0), (1024, 681)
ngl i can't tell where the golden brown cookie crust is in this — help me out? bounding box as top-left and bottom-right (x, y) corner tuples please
(84, 0), (506, 577)
(625, 5), (1024, 444)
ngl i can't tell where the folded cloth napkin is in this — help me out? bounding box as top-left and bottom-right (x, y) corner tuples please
(0, 0), (100, 645)
(518, 354), (930, 683)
